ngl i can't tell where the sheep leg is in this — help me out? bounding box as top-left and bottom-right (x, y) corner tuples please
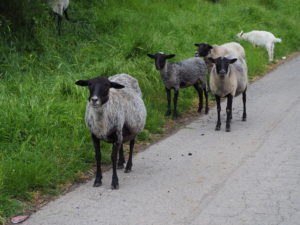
(165, 88), (171, 116)
(215, 95), (221, 131)
(125, 139), (135, 173)
(226, 94), (233, 132)
(64, 9), (70, 21)
(91, 134), (102, 187)
(242, 90), (247, 121)
(57, 15), (62, 35)
(204, 86), (209, 114)
(173, 90), (179, 119)
(111, 143), (120, 189)
(193, 82), (203, 113)
(49, 10), (56, 20)
(117, 144), (125, 169)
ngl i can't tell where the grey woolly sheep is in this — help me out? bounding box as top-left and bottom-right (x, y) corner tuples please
(48, 0), (70, 35)
(75, 74), (147, 189)
(147, 52), (209, 119)
(208, 56), (248, 132)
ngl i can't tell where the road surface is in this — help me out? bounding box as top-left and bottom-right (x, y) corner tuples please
(24, 56), (300, 225)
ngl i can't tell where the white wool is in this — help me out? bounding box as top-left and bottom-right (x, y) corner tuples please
(210, 42), (246, 59)
(237, 30), (282, 62)
(49, 0), (69, 16)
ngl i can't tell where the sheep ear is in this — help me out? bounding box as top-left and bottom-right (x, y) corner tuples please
(229, 58), (237, 64)
(207, 44), (213, 50)
(75, 80), (90, 86)
(194, 43), (200, 47)
(166, 54), (176, 59)
(147, 54), (156, 59)
(207, 57), (215, 64)
(110, 82), (125, 89)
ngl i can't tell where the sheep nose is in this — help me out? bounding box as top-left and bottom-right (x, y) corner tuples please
(220, 69), (226, 74)
(91, 96), (98, 104)
(195, 51), (199, 57)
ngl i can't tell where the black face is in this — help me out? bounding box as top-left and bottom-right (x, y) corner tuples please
(208, 57), (237, 78)
(75, 77), (124, 107)
(147, 53), (176, 70)
(194, 43), (213, 57)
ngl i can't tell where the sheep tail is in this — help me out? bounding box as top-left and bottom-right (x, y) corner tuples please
(274, 38), (282, 43)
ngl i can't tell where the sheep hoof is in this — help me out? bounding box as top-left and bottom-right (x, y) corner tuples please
(165, 110), (171, 116)
(197, 108), (202, 113)
(117, 164), (124, 169)
(215, 125), (221, 131)
(111, 184), (119, 190)
(93, 180), (102, 187)
(124, 168), (132, 173)
(226, 127), (231, 132)
(205, 108), (209, 114)
(172, 113), (178, 120)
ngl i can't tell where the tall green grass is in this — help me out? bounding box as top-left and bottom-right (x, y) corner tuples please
(1, 0), (300, 220)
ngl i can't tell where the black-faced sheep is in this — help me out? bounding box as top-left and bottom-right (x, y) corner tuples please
(208, 56), (248, 132)
(75, 74), (147, 189)
(194, 42), (245, 74)
(147, 52), (209, 119)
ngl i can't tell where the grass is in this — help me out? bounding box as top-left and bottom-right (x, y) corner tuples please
(0, 0), (300, 221)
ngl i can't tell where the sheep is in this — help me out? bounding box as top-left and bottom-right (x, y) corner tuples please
(208, 56), (248, 132)
(236, 30), (282, 62)
(75, 74), (147, 189)
(194, 42), (246, 73)
(48, 0), (70, 35)
(147, 52), (209, 119)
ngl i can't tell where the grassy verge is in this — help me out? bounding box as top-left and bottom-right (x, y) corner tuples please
(1, 0), (300, 221)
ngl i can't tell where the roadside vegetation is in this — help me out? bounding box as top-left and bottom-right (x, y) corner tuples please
(0, 0), (300, 221)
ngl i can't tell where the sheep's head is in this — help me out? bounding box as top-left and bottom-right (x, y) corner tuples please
(147, 52), (175, 70)
(236, 30), (244, 40)
(194, 43), (213, 57)
(75, 76), (124, 108)
(208, 57), (237, 79)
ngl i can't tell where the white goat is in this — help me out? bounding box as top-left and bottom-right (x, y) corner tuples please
(237, 30), (282, 62)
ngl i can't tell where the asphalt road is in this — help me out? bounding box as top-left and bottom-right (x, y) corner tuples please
(23, 55), (300, 225)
